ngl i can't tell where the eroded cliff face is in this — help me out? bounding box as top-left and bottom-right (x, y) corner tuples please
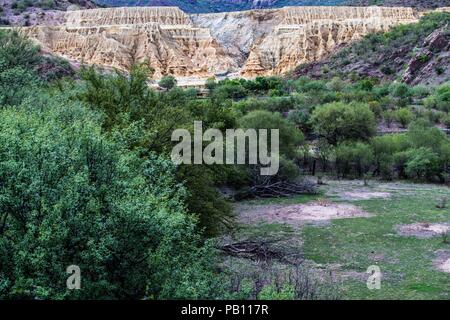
(23, 6), (433, 78)
(193, 6), (420, 76)
(24, 7), (237, 78)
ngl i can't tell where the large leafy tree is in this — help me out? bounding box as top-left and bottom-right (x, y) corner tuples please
(0, 29), (40, 106)
(78, 64), (235, 236)
(0, 97), (222, 299)
(311, 101), (376, 145)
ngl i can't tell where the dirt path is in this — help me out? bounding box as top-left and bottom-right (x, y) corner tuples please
(237, 200), (370, 226)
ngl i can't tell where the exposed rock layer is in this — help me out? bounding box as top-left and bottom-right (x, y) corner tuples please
(23, 6), (439, 78)
(25, 7), (237, 78)
(293, 9), (449, 85)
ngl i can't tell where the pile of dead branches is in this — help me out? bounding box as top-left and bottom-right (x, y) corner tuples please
(237, 181), (317, 199)
(220, 240), (303, 264)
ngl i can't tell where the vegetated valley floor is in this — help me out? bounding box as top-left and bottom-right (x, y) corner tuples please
(228, 178), (450, 299)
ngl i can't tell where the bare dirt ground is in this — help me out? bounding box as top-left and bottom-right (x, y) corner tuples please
(321, 178), (449, 201)
(433, 250), (450, 274)
(231, 179), (450, 297)
(342, 191), (391, 200)
(237, 200), (370, 226)
(396, 223), (450, 238)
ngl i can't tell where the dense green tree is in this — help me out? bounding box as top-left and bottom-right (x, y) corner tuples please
(395, 108), (414, 128)
(239, 110), (304, 159)
(404, 147), (440, 180)
(0, 99), (223, 299)
(311, 102), (376, 145)
(0, 30), (40, 106)
(335, 142), (374, 177)
(78, 64), (235, 236)
(158, 75), (177, 90)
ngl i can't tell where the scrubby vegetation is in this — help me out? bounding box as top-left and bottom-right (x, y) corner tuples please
(207, 73), (450, 183)
(0, 30), (338, 299)
(0, 11), (449, 299)
(294, 12), (450, 84)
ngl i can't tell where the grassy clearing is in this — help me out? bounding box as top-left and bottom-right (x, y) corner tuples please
(238, 193), (322, 206)
(232, 180), (450, 299)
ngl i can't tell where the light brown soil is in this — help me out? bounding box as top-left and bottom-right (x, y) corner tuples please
(238, 201), (370, 226)
(433, 250), (450, 274)
(396, 223), (450, 238)
(342, 191), (391, 200)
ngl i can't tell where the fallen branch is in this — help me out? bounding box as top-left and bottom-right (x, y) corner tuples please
(220, 240), (303, 265)
(239, 181), (317, 199)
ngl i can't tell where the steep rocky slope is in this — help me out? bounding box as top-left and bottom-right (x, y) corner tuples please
(23, 6), (425, 79)
(293, 11), (450, 85)
(96, 1), (346, 13)
(24, 7), (237, 77)
(345, 0), (449, 10)
(0, 0), (98, 26)
(193, 6), (420, 77)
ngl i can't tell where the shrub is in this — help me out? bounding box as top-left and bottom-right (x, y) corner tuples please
(395, 108), (414, 128)
(407, 119), (447, 152)
(158, 75), (177, 90)
(0, 30), (41, 106)
(410, 85), (430, 99)
(38, 0), (56, 10)
(335, 142), (374, 177)
(0, 101), (220, 299)
(311, 102), (376, 145)
(239, 110), (304, 159)
(287, 108), (311, 133)
(404, 147), (440, 180)
(435, 82), (450, 112)
(213, 83), (248, 100)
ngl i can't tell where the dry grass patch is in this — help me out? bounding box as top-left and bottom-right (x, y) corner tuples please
(238, 200), (370, 226)
(396, 223), (450, 238)
(433, 250), (450, 274)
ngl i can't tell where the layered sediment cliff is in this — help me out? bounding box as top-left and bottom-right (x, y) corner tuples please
(25, 7), (236, 78)
(23, 6), (438, 78)
(193, 6), (420, 76)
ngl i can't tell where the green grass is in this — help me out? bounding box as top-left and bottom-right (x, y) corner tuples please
(240, 193), (321, 206)
(234, 182), (450, 299)
(301, 187), (450, 299)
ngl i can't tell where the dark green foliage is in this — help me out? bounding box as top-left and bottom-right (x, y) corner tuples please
(0, 97), (224, 299)
(36, 56), (75, 82)
(158, 75), (177, 90)
(335, 142), (374, 177)
(0, 30), (40, 105)
(395, 108), (414, 128)
(311, 102), (376, 145)
(295, 12), (450, 82)
(78, 63), (235, 235)
(239, 110), (304, 159)
(238, 110), (304, 183)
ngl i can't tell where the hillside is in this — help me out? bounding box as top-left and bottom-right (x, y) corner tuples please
(23, 6), (421, 79)
(293, 11), (450, 85)
(0, 0), (98, 26)
(345, 0), (449, 10)
(96, 0), (345, 13)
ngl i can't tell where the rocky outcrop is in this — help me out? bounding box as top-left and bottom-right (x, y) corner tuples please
(0, 0), (97, 26)
(293, 8), (449, 85)
(402, 25), (450, 85)
(24, 7), (237, 78)
(345, 0), (450, 10)
(22, 6), (434, 78)
(194, 6), (420, 76)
